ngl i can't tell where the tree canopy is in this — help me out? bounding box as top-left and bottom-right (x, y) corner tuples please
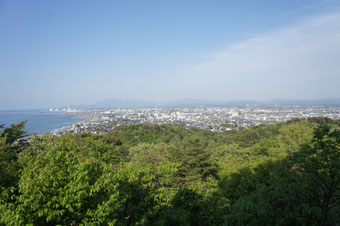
(0, 118), (339, 225)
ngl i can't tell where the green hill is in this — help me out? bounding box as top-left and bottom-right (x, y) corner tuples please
(1, 118), (339, 225)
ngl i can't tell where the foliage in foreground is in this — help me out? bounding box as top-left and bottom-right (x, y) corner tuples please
(0, 118), (339, 225)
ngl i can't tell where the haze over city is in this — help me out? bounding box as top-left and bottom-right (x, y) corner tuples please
(1, 0), (340, 109)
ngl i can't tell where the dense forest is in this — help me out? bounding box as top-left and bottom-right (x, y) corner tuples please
(0, 117), (339, 225)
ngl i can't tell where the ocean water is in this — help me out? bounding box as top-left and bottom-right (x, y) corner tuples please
(0, 109), (83, 134)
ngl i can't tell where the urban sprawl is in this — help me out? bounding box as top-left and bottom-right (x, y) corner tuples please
(53, 105), (340, 136)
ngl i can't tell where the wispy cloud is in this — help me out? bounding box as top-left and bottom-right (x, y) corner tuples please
(168, 12), (340, 100)
(287, 0), (336, 15)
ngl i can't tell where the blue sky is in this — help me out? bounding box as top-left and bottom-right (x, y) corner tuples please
(1, 0), (340, 109)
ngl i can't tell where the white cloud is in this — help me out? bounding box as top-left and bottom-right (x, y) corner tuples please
(172, 12), (340, 100)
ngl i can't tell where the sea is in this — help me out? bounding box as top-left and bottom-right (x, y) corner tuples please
(0, 109), (84, 134)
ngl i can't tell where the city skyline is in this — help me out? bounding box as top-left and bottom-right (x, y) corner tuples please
(1, 1), (340, 109)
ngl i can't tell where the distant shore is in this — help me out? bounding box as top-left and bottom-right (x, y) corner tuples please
(0, 109), (85, 135)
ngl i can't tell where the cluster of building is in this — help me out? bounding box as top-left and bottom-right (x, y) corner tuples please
(53, 105), (340, 135)
(49, 105), (80, 113)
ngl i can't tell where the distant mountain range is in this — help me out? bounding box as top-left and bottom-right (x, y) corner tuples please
(70, 98), (340, 109)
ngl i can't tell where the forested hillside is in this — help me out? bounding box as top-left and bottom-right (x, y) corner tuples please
(1, 118), (339, 225)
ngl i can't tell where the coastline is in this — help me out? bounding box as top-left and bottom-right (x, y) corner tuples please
(0, 109), (86, 135)
(51, 113), (92, 135)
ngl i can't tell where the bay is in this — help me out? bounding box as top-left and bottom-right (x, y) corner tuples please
(0, 109), (83, 134)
